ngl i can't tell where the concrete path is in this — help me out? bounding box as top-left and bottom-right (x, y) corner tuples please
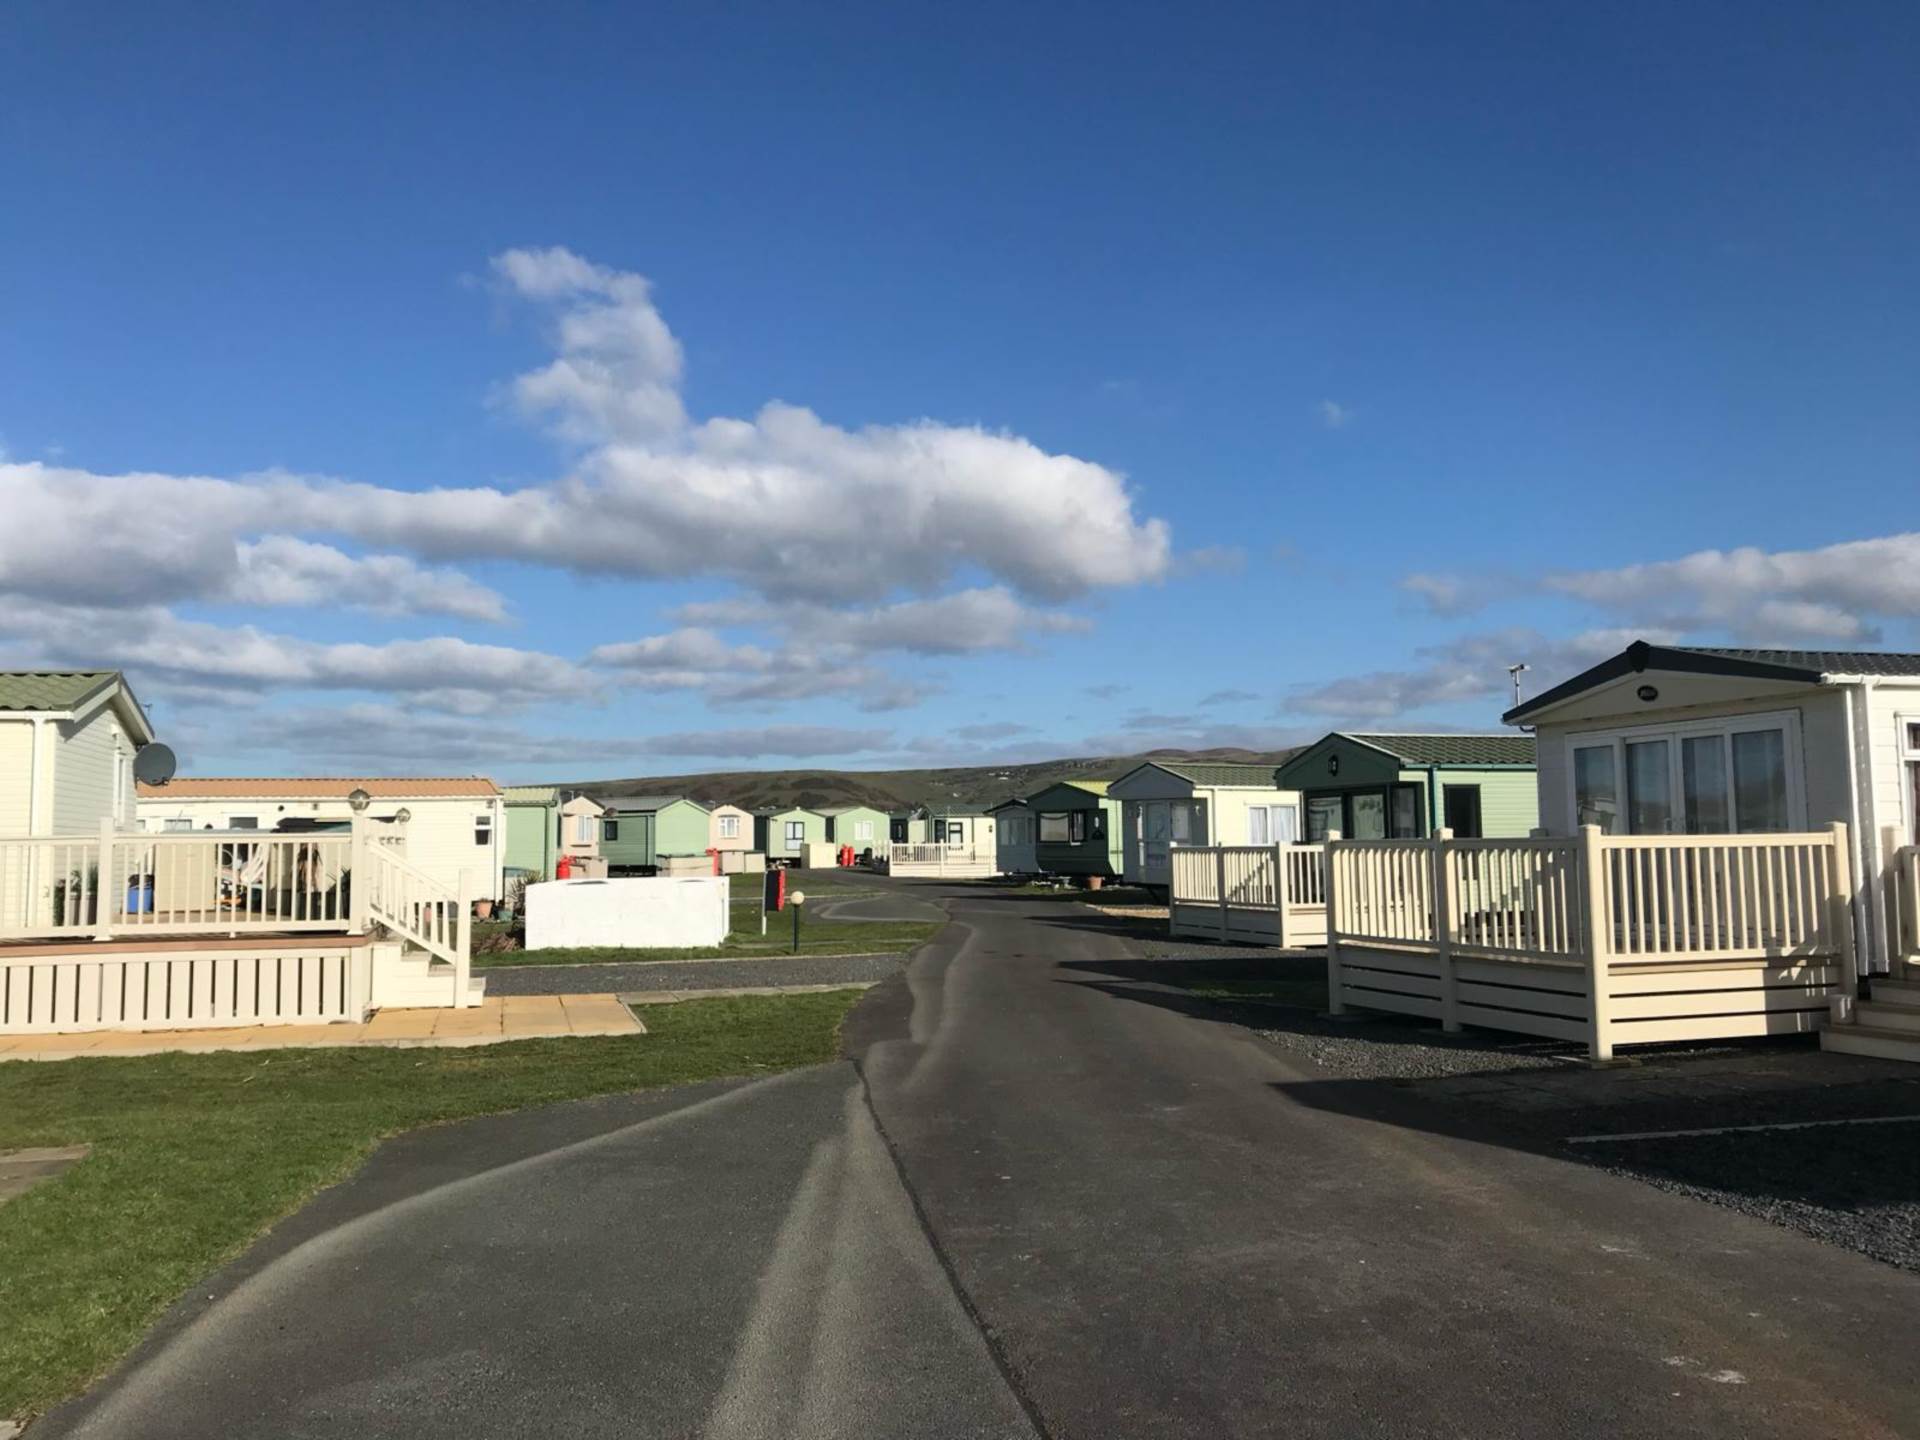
(32, 878), (1920, 1438)
(0, 994), (640, 1063)
(482, 950), (908, 995)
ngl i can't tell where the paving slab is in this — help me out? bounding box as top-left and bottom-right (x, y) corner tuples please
(0, 1144), (91, 1204)
(0, 995), (642, 1062)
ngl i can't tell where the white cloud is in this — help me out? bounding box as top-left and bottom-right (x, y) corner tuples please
(230, 537), (506, 621)
(0, 598), (589, 711)
(1285, 627), (1662, 724)
(1545, 535), (1920, 643)
(1319, 400), (1353, 430)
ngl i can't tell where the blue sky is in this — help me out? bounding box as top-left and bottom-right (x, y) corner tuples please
(2, 1), (1917, 780)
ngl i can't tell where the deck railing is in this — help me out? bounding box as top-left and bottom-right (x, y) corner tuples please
(886, 842), (995, 876)
(0, 819), (475, 1007)
(1881, 838), (1919, 968)
(1326, 824), (1857, 1057)
(1168, 844), (1327, 947)
(0, 823), (355, 940)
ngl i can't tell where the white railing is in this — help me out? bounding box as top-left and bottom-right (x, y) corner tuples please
(0, 824), (354, 940)
(1600, 833), (1846, 961)
(1326, 824), (1857, 1058)
(362, 841), (474, 1005)
(1885, 840), (1920, 967)
(886, 842), (995, 876)
(1, 945), (364, 1034)
(1447, 838), (1585, 961)
(1168, 844), (1327, 947)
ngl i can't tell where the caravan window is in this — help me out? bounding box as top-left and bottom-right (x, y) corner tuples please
(1039, 812), (1070, 843)
(1569, 712), (1799, 835)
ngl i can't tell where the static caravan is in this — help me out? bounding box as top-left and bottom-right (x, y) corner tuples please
(988, 799), (1037, 876)
(0, 670), (153, 835)
(1318, 642), (1920, 1063)
(1110, 762), (1302, 894)
(1028, 780), (1124, 880)
(818, 804), (889, 859)
(136, 776), (506, 902)
(890, 808), (931, 844)
(922, 808), (996, 850)
(502, 787), (603, 879)
(756, 807), (828, 864)
(1275, 733), (1537, 843)
(597, 795), (713, 872)
(1505, 641), (1920, 1059)
(708, 803), (753, 852)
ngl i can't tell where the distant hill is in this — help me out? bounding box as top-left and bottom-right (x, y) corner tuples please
(554, 747), (1304, 813)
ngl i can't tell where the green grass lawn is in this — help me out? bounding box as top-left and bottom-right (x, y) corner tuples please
(481, 916), (939, 966)
(0, 990), (863, 1424)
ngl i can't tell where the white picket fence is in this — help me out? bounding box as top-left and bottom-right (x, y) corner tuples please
(1169, 844), (1327, 947)
(1881, 839), (1919, 969)
(1326, 824), (1856, 1059)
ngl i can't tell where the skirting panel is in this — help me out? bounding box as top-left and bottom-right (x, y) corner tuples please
(1, 947), (365, 1034)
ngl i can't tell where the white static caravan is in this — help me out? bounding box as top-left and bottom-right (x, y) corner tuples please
(989, 799), (1036, 876)
(1506, 641), (1920, 1060)
(137, 776), (507, 903)
(1110, 762), (1301, 894)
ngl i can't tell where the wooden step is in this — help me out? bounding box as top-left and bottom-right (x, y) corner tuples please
(1821, 1024), (1920, 1063)
(1869, 976), (1920, 1006)
(1855, 999), (1920, 1034)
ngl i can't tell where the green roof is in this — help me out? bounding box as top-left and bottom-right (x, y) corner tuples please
(1062, 779), (1110, 796)
(0, 670), (123, 712)
(1140, 761), (1281, 788)
(1349, 733), (1536, 767)
(501, 786), (560, 805)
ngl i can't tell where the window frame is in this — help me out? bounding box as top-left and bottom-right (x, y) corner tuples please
(1899, 713), (1920, 845)
(475, 813), (493, 847)
(718, 814), (740, 839)
(1563, 708), (1804, 835)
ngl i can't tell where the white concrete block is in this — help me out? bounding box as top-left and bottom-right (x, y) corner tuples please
(525, 876), (729, 951)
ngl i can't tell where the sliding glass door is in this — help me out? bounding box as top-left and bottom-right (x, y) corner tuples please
(1571, 715), (1798, 836)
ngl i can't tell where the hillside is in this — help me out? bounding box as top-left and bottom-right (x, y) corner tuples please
(554, 747), (1303, 813)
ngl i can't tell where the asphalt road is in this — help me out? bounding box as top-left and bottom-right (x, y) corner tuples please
(35, 879), (1920, 1438)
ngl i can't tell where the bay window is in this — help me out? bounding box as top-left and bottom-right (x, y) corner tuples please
(1568, 713), (1798, 836)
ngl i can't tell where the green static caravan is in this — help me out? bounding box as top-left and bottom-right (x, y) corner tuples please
(754, 806), (829, 863)
(596, 794), (714, 872)
(1274, 733), (1537, 842)
(817, 804), (890, 859)
(501, 787), (604, 878)
(1026, 779), (1124, 879)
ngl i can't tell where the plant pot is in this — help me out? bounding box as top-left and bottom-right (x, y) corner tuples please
(1085, 875), (1105, 891)
(474, 898), (495, 920)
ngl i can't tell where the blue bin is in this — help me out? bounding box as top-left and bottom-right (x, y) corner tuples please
(125, 880), (154, 915)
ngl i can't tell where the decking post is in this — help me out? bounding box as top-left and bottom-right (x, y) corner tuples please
(1433, 828), (1458, 1032)
(1829, 821), (1857, 985)
(94, 816), (116, 941)
(1325, 831), (1345, 1014)
(348, 815), (370, 935)
(1884, 826), (1907, 969)
(1216, 847), (1229, 940)
(455, 867), (476, 1008)
(1274, 844), (1290, 950)
(1579, 825), (1612, 1060)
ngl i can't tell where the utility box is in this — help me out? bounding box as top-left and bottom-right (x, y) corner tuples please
(524, 876), (728, 950)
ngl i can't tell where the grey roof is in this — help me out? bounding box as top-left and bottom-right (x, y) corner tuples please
(1676, 646), (1920, 676)
(597, 793), (698, 813)
(1138, 761), (1284, 788)
(1347, 733), (1537, 767)
(0, 670), (123, 712)
(1504, 640), (1920, 724)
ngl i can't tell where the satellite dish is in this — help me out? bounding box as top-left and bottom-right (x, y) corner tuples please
(133, 743), (177, 786)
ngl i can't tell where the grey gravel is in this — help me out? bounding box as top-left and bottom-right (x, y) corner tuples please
(481, 951), (907, 995)
(1592, 1126), (1920, 1273)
